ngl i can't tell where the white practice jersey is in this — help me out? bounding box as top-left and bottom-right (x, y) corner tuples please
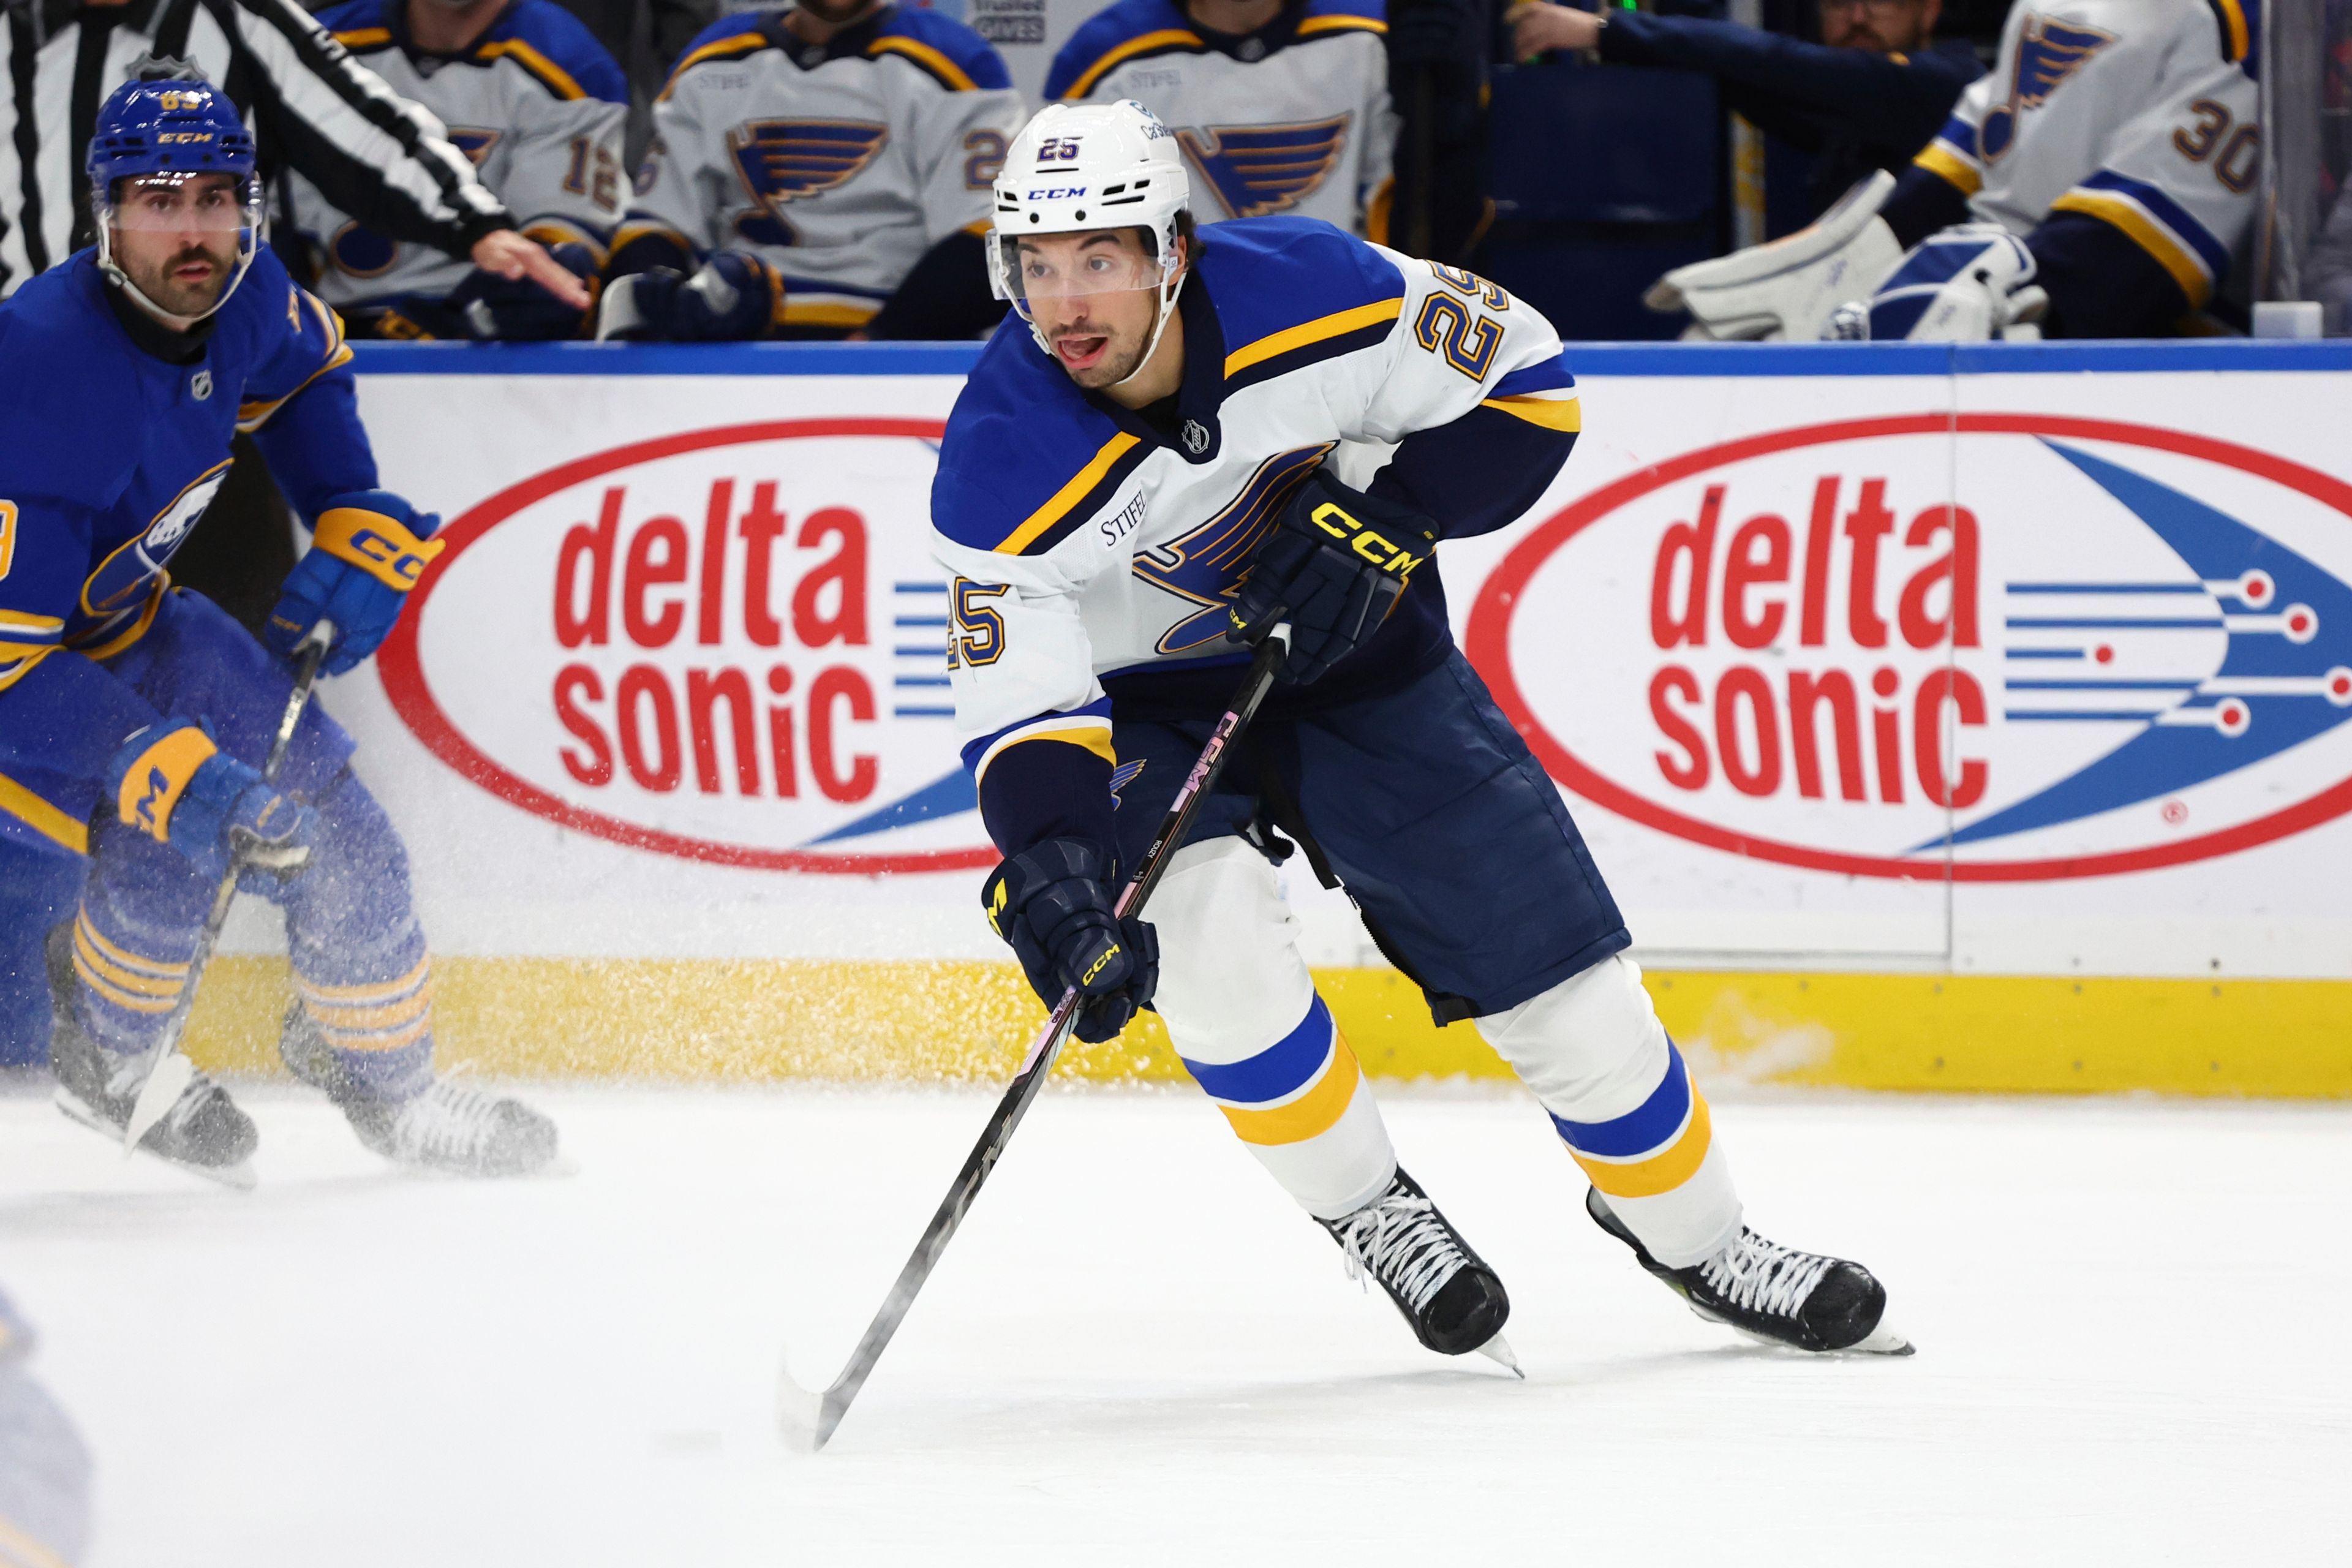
(1912, 0), (2260, 308)
(1045, 0), (1395, 237)
(619, 4), (1025, 330)
(291, 0), (627, 306)
(929, 216), (1580, 762)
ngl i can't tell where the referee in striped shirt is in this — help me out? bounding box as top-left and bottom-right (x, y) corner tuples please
(0, 0), (590, 305)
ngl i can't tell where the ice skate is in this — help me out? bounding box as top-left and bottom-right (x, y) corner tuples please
(1322, 1169), (1518, 1370)
(47, 929), (256, 1187)
(1586, 1188), (1910, 1355)
(281, 1008), (560, 1177)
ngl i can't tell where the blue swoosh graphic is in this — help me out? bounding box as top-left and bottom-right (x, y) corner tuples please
(1923, 440), (2352, 851)
(805, 765), (977, 846)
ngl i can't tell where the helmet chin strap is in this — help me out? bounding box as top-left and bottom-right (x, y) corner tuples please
(97, 224), (255, 329)
(1109, 263), (1185, 391)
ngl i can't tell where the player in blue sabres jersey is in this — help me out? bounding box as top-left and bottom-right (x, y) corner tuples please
(0, 80), (557, 1180)
(932, 102), (1910, 1364)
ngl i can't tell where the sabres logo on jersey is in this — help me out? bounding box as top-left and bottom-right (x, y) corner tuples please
(1980, 15), (2116, 163)
(1175, 117), (1351, 221)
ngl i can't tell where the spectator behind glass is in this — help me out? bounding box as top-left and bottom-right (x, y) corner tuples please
(1046, 0), (1395, 239)
(288, 0), (629, 339)
(1508, 0), (1981, 222)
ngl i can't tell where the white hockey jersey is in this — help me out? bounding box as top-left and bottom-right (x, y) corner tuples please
(293, 0), (627, 307)
(1045, 0), (1394, 238)
(1912, 0), (2259, 308)
(929, 217), (1579, 765)
(618, 4), (1025, 330)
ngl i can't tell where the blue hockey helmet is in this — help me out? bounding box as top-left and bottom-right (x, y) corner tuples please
(86, 79), (263, 320)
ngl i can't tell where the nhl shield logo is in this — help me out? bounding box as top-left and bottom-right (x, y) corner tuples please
(190, 369), (213, 401)
(1180, 418), (1210, 455)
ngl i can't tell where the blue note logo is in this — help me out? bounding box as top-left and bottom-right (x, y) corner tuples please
(1176, 117), (1350, 219)
(1979, 16), (2114, 163)
(729, 120), (890, 246)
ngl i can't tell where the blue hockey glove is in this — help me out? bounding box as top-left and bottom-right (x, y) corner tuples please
(107, 721), (314, 881)
(982, 839), (1159, 1044)
(439, 241), (600, 340)
(1231, 471), (1439, 685)
(594, 253), (785, 342)
(266, 491), (444, 676)
(1825, 224), (2048, 342)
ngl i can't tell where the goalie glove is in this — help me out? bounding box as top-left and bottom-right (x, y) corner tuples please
(595, 253), (785, 342)
(1647, 170), (1904, 342)
(1824, 224), (2048, 342)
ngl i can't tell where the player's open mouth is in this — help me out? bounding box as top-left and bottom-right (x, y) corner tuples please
(1054, 333), (1109, 370)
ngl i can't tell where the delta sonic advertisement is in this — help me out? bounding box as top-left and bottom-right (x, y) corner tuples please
(345, 359), (2352, 976)
(352, 377), (998, 952)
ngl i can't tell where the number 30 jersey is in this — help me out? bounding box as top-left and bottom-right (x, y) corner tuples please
(618, 4), (1027, 331)
(1910, 0), (2260, 311)
(929, 217), (1581, 809)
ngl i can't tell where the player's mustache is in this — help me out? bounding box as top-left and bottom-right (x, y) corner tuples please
(165, 244), (221, 272)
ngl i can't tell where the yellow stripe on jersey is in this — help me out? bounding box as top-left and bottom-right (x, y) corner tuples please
(477, 39), (590, 100)
(995, 431), (1142, 554)
(2049, 189), (2214, 304)
(1295, 14), (1387, 37)
(78, 916), (190, 980)
(1216, 1038), (1362, 1146)
(1065, 28), (1204, 98)
(0, 608), (64, 635)
(1222, 297), (1402, 380)
(1569, 1093), (1714, 1199)
(332, 26), (392, 47)
(1480, 392), (1581, 432)
(75, 579), (168, 662)
(237, 339), (355, 433)
(1914, 140), (1981, 195)
(867, 35), (979, 91)
(660, 33), (771, 99)
(2210, 0), (2251, 61)
(298, 956), (432, 1004)
(973, 720), (1118, 787)
(74, 925), (184, 999)
(782, 299), (883, 330)
(0, 768), (86, 855)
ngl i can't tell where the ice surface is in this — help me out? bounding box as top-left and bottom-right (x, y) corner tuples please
(4, 1080), (2348, 1564)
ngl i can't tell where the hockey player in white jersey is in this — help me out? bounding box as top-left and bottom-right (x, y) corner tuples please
(290, 0), (628, 339)
(932, 101), (1909, 1362)
(597, 0), (1025, 340)
(1653, 0), (2261, 340)
(1046, 0), (1395, 238)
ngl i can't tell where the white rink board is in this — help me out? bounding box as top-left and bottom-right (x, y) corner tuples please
(300, 342), (2352, 979)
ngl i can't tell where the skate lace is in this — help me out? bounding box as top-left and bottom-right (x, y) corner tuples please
(1698, 1231), (1834, 1321)
(1333, 1191), (1468, 1314)
(395, 1076), (508, 1165)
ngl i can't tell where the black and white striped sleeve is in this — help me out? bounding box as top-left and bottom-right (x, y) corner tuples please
(209, 0), (514, 255)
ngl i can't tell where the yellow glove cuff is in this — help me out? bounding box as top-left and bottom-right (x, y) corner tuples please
(117, 725), (218, 843)
(313, 508), (446, 591)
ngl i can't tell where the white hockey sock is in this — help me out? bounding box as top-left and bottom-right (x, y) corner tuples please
(1477, 955), (1743, 1268)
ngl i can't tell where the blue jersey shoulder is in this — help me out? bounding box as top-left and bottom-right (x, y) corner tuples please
(1046, 0), (1191, 98)
(668, 12), (778, 80)
(1300, 0), (1387, 26)
(0, 258), (145, 510)
(1199, 216), (1404, 362)
(873, 6), (1013, 90)
(488, 1), (631, 103)
(935, 323), (1133, 556)
(314, 0), (392, 33)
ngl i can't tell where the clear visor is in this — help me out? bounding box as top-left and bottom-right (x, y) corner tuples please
(997, 233), (1163, 301)
(104, 173), (260, 235)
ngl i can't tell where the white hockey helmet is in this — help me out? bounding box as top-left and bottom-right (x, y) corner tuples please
(989, 102), (1192, 375)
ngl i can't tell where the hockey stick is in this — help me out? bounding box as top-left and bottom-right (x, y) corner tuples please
(122, 619), (337, 1156)
(779, 625), (1292, 1452)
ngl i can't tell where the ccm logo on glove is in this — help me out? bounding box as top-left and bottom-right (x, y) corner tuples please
(116, 723), (217, 842)
(313, 505), (445, 588)
(1310, 501), (1430, 578)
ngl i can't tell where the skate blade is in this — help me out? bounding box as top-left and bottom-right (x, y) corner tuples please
(775, 1349), (839, 1453)
(1474, 1332), (1526, 1379)
(1691, 1302), (1916, 1357)
(124, 1050), (195, 1152)
(55, 1088), (257, 1191)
